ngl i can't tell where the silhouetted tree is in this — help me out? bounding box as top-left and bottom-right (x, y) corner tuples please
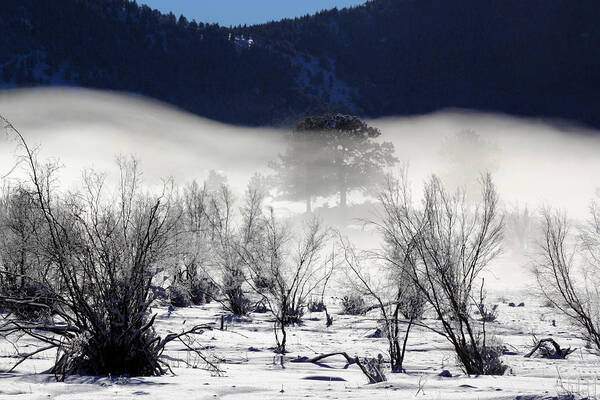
(339, 233), (424, 373)
(271, 114), (397, 211)
(269, 129), (330, 213)
(204, 169), (228, 193)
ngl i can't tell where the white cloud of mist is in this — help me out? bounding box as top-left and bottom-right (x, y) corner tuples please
(1, 88), (599, 292)
(374, 113), (600, 220)
(0, 88), (286, 192)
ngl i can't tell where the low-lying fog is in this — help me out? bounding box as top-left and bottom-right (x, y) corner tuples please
(0, 88), (286, 190)
(1, 88), (599, 291)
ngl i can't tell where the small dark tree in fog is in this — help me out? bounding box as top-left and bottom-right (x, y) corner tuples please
(269, 127), (330, 213)
(239, 210), (331, 354)
(204, 169), (228, 193)
(505, 203), (534, 253)
(439, 130), (498, 196)
(270, 114), (397, 211)
(377, 173), (506, 375)
(535, 206), (600, 351)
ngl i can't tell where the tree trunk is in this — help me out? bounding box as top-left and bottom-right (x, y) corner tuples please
(279, 321), (287, 353)
(390, 337), (401, 372)
(339, 187), (347, 208)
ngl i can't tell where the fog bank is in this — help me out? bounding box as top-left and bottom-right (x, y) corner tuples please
(2, 88), (599, 291)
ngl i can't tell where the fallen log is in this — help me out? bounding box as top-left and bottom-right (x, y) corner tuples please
(292, 352), (355, 364)
(525, 338), (575, 359)
(292, 352), (386, 384)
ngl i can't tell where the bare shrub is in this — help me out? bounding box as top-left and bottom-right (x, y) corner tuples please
(340, 234), (424, 373)
(376, 173), (505, 375)
(0, 117), (214, 379)
(165, 266), (218, 307)
(283, 302), (305, 325)
(292, 352), (386, 384)
(171, 179), (255, 315)
(356, 354), (387, 383)
(307, 297), (326, 313)
(252, 300), (268, 313)
(0, 184), (54, 320)
(460, 340), (508, 375)
(477, 303), (499, 323)
(1, 282), (55, 321)
(167, 282), (193, 308)
(239, 206), (332, 353)
(340, 293), (367, 315)
(306, 254), (335, 326)
(188, 276), (218, 305)
(169, 182), (219, 306)
(534, 207), (600, 352)
(198, 183), (253, 315)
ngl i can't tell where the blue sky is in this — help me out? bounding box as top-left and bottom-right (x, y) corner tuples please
(137, 0), (367, 27)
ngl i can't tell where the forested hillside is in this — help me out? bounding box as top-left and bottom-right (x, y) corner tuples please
(2, 0), (599, 127)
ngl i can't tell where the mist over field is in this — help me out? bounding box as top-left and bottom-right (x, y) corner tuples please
(2, 88), (599, 291)
(379, 114), (600, 218)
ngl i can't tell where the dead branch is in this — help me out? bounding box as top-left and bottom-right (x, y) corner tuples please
(292, 351), (356, 365)
(176, 336), (223, 375)
(7, 344), (55, 373)
(525, 337), (576, 359)
(292, 352), (386, 384)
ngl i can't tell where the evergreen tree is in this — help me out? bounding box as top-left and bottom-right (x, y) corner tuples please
(269, 129), (330, 212)
(271, 114), (397, 211)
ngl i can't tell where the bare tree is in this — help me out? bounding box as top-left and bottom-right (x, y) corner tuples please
(168, 180), (216, 306)
(376, 173), (506, 375)
(239, 207), (331, 353)
(534, 206), (600, 352)
(176, 178), (280, 316)
(0, 183), (54, 320)
(199, 183), (253, 315)
(0, 116), (214, 379)
(504, 202), (534, 253)
(339, 234), (424, 373)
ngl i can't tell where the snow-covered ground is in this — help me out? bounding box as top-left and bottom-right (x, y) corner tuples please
(1, 292), (598, 400)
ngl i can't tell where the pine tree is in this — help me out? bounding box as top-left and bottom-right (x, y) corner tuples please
(271, 114), (397, 210)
